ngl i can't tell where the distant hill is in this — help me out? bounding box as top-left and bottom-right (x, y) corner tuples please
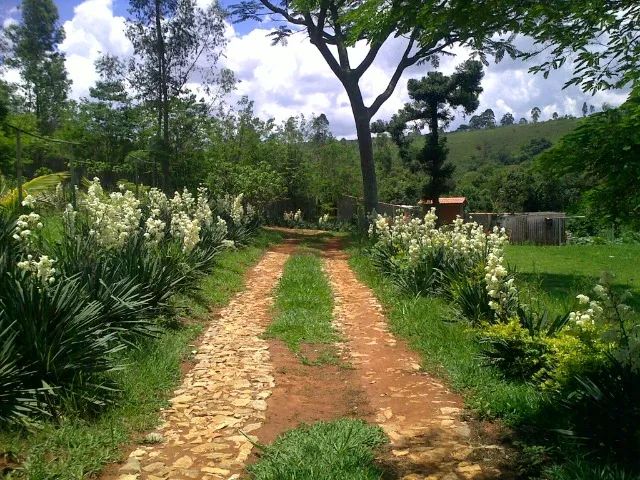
(443, 118), (580, 175)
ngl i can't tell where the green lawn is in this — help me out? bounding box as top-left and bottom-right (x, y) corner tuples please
(0, 229), (282, 480)
(505, 244), (640, 313)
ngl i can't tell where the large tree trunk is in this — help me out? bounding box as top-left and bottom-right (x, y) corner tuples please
(346, 83), (378, 215)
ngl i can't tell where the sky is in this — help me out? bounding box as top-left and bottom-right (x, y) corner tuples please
(0, 0), (631, 138)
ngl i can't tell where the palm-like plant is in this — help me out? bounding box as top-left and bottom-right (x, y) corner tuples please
(0, 172), (69, 210)
(1, 275), (125, 414)
(0, 315), (38, 425)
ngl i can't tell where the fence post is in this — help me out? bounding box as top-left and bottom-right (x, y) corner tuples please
(15, 128), (23, 206)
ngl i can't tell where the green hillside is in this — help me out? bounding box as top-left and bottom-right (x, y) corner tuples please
(443, 117), (579, 174)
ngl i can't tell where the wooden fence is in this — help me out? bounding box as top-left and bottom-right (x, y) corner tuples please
(337, 195), (419, 224)
(469, 212), (567, 245)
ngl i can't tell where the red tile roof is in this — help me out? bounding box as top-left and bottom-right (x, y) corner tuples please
(419, 197), (467, 205)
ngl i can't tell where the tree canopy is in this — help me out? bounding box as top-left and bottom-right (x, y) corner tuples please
(521, 0), (640, 93)
(539, 86), (640, 228)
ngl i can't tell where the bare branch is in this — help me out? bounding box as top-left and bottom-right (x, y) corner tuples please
(304, 11), (344, 81)
(367, 31), (417, 118)
(354, 39), (385, 79)
(328, 1), (350, 70)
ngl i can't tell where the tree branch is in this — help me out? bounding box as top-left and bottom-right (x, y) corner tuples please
(368, 33), (459, 118)
(354, 38), (386, 79)
(367, 32), (417, 118)
(304, 12), (343, 80)
(258, 0), (307, 26)
(328, 1), (350, 70)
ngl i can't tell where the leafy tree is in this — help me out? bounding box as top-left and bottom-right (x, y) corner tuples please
(539, 87), (640, 229)
(522, 1), (640, 92)
(589, 104), (595, 114)
(371, 114), (414, 161)
(518, 117), (528, 125)
(230, 0), (519, 213)
(521, 137), (552, 158)
(5, 0), (70, 134)
(126, 0), (230, 189)
(582, 101), (588, 117)
(482, 109), (496, 128)
(79, 55), (139, 181)
(531, 106), (541, 123)
(500, 112), (515, 126)
(552, 112), (559, 120)
(373, 60), (483, 202)
(469, 109), (496, 129)
(308, 113), (333, 144)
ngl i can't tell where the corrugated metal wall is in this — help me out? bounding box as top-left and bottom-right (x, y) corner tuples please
(469, 212), (567, 245)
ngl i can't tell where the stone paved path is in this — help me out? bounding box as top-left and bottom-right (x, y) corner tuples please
(324, 246), (512, 480)
(112, 246), (291, 480)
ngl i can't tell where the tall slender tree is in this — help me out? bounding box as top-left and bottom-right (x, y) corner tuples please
(127, 0), (231, 189)
(408, 60), (484, 203)
(6, 0), (70, 134)
(230, 0), (518, 213)
(376, 60), (484, 204)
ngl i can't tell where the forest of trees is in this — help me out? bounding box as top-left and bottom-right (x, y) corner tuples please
(0, 0), (638, 233)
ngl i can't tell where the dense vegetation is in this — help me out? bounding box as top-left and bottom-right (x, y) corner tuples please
(0, 0), (638, 478)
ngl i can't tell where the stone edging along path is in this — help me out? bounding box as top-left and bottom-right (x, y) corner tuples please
(109, 244), (293, 480)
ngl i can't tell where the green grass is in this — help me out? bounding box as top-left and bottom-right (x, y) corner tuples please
(248, 419), (388, 480)
(444, 118), (579, 175)
(505, 244), (640, 314)
(266, 249), (339, 364)
(0, 228), (282, 480)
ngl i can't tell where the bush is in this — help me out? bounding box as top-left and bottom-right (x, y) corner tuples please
(479, 319), (550, 380)
(564, 360), (640, 467)
(0, 314), (37, 425)
(443, 266), (494, 325)
(0, 181), (260, 426)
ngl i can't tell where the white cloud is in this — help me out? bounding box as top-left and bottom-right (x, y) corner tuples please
(2, 1), (630, 137)
(222, 24), (630, 137)
(59, 0), (132, 99)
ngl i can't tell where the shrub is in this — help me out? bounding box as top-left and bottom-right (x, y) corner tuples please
(479, 319), (550, 380)
(0, 180), (260, 425)
(0, 314), (37, 425)
(1, 275), (125, 415)
(443, 266), (495, 325)
(564, 360), (640, 467)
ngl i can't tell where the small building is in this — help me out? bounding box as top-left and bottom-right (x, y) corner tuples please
(419, 197), (467, 225)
